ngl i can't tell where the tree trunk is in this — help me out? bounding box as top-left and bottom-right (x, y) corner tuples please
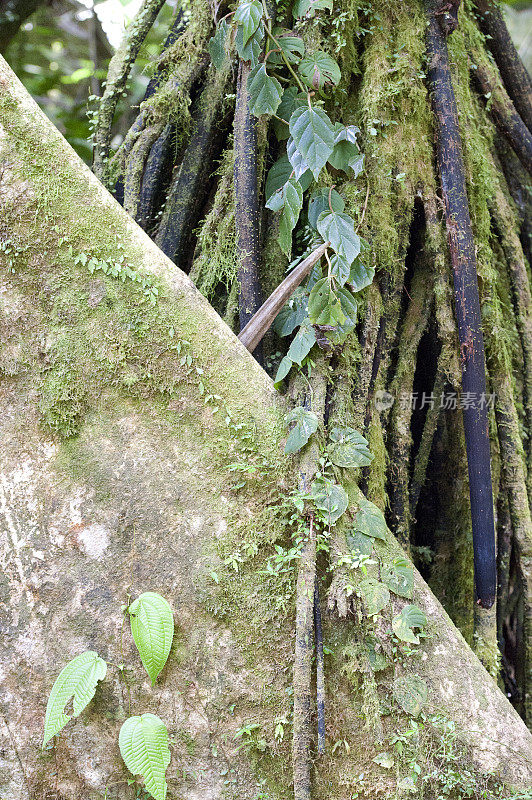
(1, 52), (532, 799)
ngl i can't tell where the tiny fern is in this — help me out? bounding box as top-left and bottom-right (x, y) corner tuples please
(129, 592), (174, 685)
(42, 651), (107, 748)
(119, 714), (171, 800)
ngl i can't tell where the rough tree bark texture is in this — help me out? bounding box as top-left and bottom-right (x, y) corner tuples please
(1, 58), (532, 799)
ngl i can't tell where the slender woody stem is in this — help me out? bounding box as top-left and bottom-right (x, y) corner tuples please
(426, 0), (496, 608)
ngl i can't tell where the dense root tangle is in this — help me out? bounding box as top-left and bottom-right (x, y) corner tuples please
(96, 0), (532, 737)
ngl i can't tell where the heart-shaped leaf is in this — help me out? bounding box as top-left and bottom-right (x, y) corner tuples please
(267, 30), (305, 65)
(43, 651), (107, 747)
(393, 675), (428, 717)
(286, 319), (317, 364)
(352, 497), (388, 541)
(308, 188), (345, 230)
(234, 0), (263, 45)
(298, 51), (340, 92)
(129, 592), (174, 685)
(248, 64), (283, 117)
(357, 578), (390, 615)
(392, 605), (427, 644)
(289, 106), (336, 180)
(284, 406), (319, 454)
(348, 259), (375, 292)
(311, 478), (348, 524)
(235, 22), (263, 64)
(317, 210), (360, 266)
(119, 714), (171, 800)
(274, 287), (309, 337)
(328, 426), (374, 468)
(382, 558), (414, 599)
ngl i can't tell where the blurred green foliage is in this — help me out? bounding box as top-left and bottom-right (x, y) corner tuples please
(3, 0), (178, 163)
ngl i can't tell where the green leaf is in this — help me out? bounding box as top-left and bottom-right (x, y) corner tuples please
(308, 188), (344, 230)
(287, 135), (311, 182)
(43, 651), (107, 747)
(284, 406), (319, 454)
(328, 426), (374, 468)
(293, 0), (333, 19)
(382, 558), (414, 600)
(352, 497), (388, 541)
(317, 211), (360, 266)
(329, 255), (350, 286)
(322, 286), (357, 344)
(286, 319), (317, 364)
(248, 64), (283, 117)
(348, 259), (375, 292)
(267, 29), (305, 65)
(275, 355), (293, 383)
(265, 177), (303, 256)
(346, 528), (374, 558)
(308, 278), (345, 326)
(274, 287), (308, 337)
(208, 20), (230, 70)
(392, 605), (427, 644)
(298, 51), (341, 92)
(393, 675), (428, 717)
(357, 578), (390, 615)
(328, 124), (362, 174)
(234, 0), (263, 46)
(289, 106), (336, 180)
(366, 637), (388, 671)
(265, 154), (311, 200)
(273, 87), (306, 140)
(235, 22), (264, 64)
(119, 714), (171, 800)
(129, 592), (174, 685)
(311, 478), (348, 524)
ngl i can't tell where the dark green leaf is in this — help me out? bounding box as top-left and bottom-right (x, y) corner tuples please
(273, 87), (306, 140)
(248, 64), (283, 117)
(289, 106), (336, 180)
(284, 406), (319, 454)
(308, 188), (344, 230)
(298, 51), (340, 92)
(235, 22), (263, 64)
(393, 675), (428, 716)
(208, 20), (230, 70)
(328, 426), (374, 468)
(329, 254), (350, 285)
(267, 29), (305, 65)
(317, 211), (360, 265)
(265, 177), (303, 256)
(286, 319), (316, 364)
(357, 578), (390, 615)
(234, 0), (263, 45)
(352, 497), (388, 541)
(274, 287), (308, 336)
(348, 259), (375, 292)
(382, 558), (414, 600)
(328, 124), (363, 174)
(265, 154), (311, 200)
